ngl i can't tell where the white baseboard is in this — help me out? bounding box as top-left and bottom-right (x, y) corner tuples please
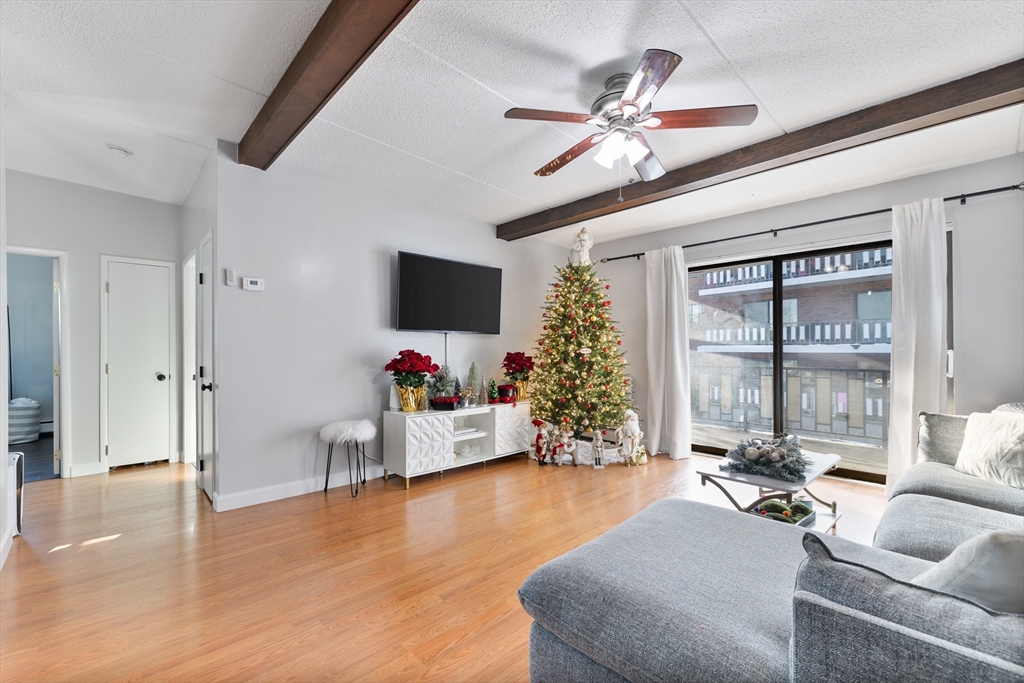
(70, 461), (108, 478)
(212, 465), (384, 513)
(0, 527), (13, 571)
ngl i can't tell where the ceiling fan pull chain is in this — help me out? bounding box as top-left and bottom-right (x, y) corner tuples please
(617, 156), (624, 203)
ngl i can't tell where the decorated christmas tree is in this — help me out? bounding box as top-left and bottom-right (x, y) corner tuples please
(531, 229), (632, 432)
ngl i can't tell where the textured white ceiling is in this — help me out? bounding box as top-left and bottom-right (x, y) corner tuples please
(1, 0), (1022, 230)
(281, 0), (1024, 241)
(0, 0), (329, 203)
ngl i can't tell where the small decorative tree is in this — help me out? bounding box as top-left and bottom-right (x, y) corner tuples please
(467, 362), (480, 403)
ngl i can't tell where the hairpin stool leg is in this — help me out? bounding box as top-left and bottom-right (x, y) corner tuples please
(324, 442), (333, 494)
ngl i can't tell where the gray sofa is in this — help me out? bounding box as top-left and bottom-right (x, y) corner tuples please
(518, 411), (1024, 682)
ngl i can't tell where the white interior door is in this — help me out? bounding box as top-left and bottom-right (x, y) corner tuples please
(104, 259), (173, 467)
(183, 257), (196, 466)
(198, 236), (215, 498)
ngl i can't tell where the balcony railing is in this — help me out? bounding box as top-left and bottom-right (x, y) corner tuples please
(692, 365), (890, 450)
(699, 318), (892, 346)
(699, 248), (893, 292)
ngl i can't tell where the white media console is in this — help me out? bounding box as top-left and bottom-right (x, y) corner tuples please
(383, 402), (532, 489)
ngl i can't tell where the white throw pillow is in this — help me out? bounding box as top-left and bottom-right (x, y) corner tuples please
(955, 412), (1024, 489)
(912, 529), (1024, 614)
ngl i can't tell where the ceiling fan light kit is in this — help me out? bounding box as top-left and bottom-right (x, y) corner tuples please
(505, 49), (758, 182)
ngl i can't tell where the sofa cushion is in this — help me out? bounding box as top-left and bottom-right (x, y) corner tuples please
(793, 534), (1024, 682)
(912, 529), (1024, 614)
(874, 494), (1024, 562)
(889, 462), (1024, 515)
(518, 498), (932, 683)
(956, 412), (1024, 489)
(917, 411), (968, 466)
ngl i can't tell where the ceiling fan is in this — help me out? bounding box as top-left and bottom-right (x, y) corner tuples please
(505, 49), (758, 181)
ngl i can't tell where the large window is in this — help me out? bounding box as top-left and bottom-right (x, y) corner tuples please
(688, 242), (892, 479)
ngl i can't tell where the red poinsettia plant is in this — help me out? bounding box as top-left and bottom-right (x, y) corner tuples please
(384, 349), (439, 388)
(502, 351), (535, 382)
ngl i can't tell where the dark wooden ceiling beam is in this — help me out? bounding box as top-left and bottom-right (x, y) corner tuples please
(238, 0), (419, 170)
(497, 58), (1024, 241)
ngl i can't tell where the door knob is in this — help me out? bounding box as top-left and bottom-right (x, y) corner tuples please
(156, 372), (167, 381)
(201, 383), (213, 392)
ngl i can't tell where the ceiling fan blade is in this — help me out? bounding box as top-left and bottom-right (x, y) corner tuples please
(630, 132), (666, 181)
(535, 134), (606, 176)
(618, 49), (682, 117)
(641, 104), (759, 129)
(505, 108), (601, 125)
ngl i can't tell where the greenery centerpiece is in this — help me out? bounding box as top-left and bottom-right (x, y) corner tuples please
(385, 349), (439, 412)
(719, 434), (809, 482)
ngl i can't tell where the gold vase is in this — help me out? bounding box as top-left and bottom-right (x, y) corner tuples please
(397, 385), (425, 413)
(515, 380), (530, 401)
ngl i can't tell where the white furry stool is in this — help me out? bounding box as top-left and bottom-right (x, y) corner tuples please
(320, 419), (377, 497)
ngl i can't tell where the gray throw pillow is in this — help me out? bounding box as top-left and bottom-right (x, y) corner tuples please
(913, 529), (1024, 614)
(955, 412), (1024, 489)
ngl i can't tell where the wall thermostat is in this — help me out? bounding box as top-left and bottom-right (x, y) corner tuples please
(242, 277), (265, 291)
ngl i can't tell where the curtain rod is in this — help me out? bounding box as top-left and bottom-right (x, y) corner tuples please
(599, 182), (1024, 264)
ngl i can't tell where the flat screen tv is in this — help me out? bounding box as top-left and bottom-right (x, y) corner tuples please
(396, 252), (502, 334)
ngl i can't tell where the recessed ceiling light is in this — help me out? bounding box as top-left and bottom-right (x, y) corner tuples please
(107, 145), (133, 158)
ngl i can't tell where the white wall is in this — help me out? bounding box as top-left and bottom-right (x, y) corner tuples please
(210, 145), (563, 509)
(5, 172), (181, 476)
(7, 253), (55, 426)
(588, 153), (1024, 424)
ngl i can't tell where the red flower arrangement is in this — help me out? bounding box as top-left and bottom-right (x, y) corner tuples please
(502, 352), (535, 382)
(384, 349), (439, 388)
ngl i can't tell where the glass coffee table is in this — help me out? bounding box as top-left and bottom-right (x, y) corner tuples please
(698, 452), (842, 534)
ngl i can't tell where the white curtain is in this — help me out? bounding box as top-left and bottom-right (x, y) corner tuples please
(888, 198), (948, 494)
(646, 246), (691, 459)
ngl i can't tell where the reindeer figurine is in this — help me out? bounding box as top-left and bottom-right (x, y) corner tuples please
(550, 425), (579, 467)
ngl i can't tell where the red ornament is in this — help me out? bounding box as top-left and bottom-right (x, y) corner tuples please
(563, 416), (570, 423)
(543, 325), (548, 330)
(603, 301), (611, 307)
(604, 366), (610, 371)
(624, 379), (631, 385)
(611, 326), (616, 331)
(554, 283), (559, 288)
(602, 347), (608, 352)
(555, 294), (560, 299)
(602, 429), (607, 435)
(586, 287), (591, 292)
(605, 284), (610, 290)
(617, 340), (622, 345)
(588, 383), (593, 388)
(586, 403), (592, 409)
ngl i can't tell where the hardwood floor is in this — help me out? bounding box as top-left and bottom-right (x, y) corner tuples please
(0, 454), (886, 682)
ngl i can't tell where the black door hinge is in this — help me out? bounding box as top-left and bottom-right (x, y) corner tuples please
(199, 459), (205, 472)
(199, 366), (205, 378)
(199, 273), (204, 285)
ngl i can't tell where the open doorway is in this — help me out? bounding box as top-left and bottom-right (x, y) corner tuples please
(7, 249), (66, 482)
